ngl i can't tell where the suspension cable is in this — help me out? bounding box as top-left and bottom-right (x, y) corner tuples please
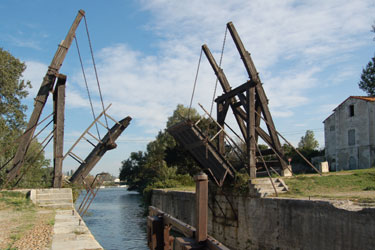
(74, 36), (101, 140)
(188, 48), (203, 119)
(0, 115), (54, 171)
(209, 27), (228, 116)
(83, 16), (110, 135)
(13, 133), (54, 187)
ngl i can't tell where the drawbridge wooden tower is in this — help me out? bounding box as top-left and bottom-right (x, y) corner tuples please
(4, 10), (131, 188)
(169, 22), (289, 185)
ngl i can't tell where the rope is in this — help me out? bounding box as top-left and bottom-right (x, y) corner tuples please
(83, 16), (110, 136)
(74, 36), (101, 140)
(188, 48), (203, 119)
(209, 27), (228, 116)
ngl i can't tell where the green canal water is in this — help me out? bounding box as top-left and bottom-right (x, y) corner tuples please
(76, 187), (148, 250)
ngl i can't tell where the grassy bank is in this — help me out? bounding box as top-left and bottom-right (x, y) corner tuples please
(280, 168), (375, 203)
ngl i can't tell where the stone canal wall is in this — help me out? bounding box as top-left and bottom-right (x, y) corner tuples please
(151, 189), (375, 250)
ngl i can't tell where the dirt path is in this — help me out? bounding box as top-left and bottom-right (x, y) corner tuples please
(0, 206), (54, 250)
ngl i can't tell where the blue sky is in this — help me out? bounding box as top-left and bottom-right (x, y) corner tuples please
(1, 0), (374, 176)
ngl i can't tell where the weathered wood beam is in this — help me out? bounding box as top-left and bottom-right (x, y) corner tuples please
(70, 116), (131, 184)
(7, 10), (85, 184)
(52, 74), (66, 188)
(202, 44), (247, 140)
(227, 21), (287, 170)
(215, 80), (255, 103)
(247, 87), (257, 178)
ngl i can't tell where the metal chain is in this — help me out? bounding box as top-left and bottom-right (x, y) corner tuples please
(209, 27), (228, 116)
(83, 16), (111, 135)
(188, 48), (203, 119)
(74, 36), (101, 140)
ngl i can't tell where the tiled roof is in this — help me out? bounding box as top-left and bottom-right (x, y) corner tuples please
(350, 96), (375, 102)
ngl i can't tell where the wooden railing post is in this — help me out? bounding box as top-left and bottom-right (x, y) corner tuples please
(195, 172), (208, 243)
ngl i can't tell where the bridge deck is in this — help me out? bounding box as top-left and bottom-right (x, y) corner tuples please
(168, 121), (235, 186)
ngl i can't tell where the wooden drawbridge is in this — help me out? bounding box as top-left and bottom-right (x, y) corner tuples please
(168, 120), (235, 187)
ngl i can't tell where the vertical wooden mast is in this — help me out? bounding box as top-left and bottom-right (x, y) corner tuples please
(52, 75), (66, 188)
(6, 10), (85, 184)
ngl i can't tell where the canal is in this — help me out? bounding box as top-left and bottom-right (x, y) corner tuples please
(75, 187), (148, 250)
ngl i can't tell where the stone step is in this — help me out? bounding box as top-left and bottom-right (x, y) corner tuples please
(255, 187), (287, 193)
(38, 203), (73, 209)
(250, 178), (280, 185)
(36, 188), (72, 194)
(254, 182), (284, 189)
(36, 193), (72, 200)
(37, 198), (73, 205)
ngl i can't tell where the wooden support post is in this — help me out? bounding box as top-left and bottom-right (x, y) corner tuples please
(163, 224), (173, 250)
(6, 10), (85, 184)
(70, 116), (132, 184)
(147, 215), (164, 250)
(53, 74), (66, 188)
(247, 87), (257, 178)
(194, 172), (208, 243)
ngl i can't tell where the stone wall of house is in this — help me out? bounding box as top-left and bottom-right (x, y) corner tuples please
(324, 98), (375, 170)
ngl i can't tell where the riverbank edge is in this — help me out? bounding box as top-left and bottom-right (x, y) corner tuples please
(5, 188), (104, 250)
(151, 188), (375, 250)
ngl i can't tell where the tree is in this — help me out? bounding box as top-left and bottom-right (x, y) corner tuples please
(358, 56), (375, 96)
(298, 130), (319, 151)
(358, 22), (375, 96)
(0, 48), (50, 188)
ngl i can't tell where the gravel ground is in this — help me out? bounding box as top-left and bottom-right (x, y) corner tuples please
(0, 209), (54, 250)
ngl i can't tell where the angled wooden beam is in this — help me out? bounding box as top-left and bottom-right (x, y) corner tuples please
(7, 10), (85, 184)
(227, 21), (288, 170)
(53, 74), (66, 188)
(202, 44), (247, 139)
(70, 117), (132, 184)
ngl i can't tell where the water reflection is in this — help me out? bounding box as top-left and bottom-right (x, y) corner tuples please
(76, 187), (148, 250)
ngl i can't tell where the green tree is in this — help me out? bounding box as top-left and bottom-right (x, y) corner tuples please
(298, 130), (319, 151)
(119, 105), (203, 195)
(358, 56), (375, 96)
(358, 22), (375, 96)
(0, 48), (50, 187)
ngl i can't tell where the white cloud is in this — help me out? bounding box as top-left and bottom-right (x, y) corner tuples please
(20, 1), (375, 172)
(23, 61), (47, 97)
(61, 0), (374, 139)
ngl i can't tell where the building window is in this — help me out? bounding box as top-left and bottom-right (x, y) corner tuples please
(330, 125), (335, 131)
(349, 105), (354, 117)
(348, 129), (355, 146)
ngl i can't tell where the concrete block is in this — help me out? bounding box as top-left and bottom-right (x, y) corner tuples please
(281, 166), (293, 177)
(320, 161), (329, 173)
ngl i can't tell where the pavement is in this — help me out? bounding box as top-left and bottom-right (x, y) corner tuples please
(51, 209), (103, 250)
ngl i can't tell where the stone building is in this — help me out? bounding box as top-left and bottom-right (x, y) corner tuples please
(323, 96), (375, 171)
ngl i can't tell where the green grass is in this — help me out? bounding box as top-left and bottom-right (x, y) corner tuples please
(0, 191), (36, 211)
(0, 191), (37, 249)
(280, 168), (375, 202)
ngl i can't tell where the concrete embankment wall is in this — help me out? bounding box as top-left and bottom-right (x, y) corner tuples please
(151, 189), (375, 250)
